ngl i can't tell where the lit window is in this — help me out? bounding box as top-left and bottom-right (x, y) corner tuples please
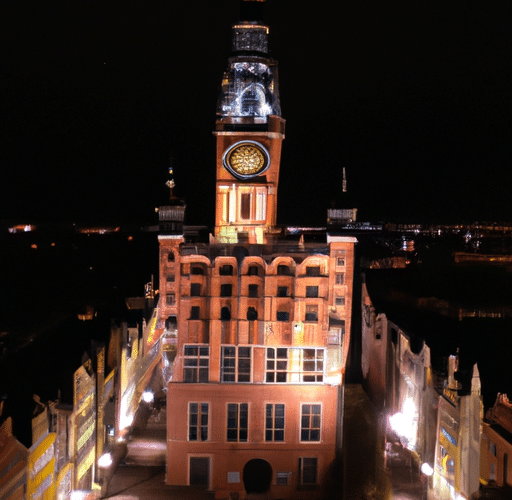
(335, 273), (345, 285)
(220, 284), (232, 297)
(166, 293), (175, 306)
(306, 286), (318, 298)
(305, 305), (318, 322)
(183, 345), (209, 383)
(301, 404), (321, 442)
(265, 404), (285, 442)
(490, 442), (497, 457)
(227, 403), (248, 442)
(222, 346), (251, 382)
(190, 283), (201, 296)
(299, 457), (318, 485)
(188, 403), (209, 441)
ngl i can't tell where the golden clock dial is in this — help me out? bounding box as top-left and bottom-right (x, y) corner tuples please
(224, 141), (269, 178)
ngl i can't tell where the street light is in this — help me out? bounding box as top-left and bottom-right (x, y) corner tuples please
(98, 453), (113, 468)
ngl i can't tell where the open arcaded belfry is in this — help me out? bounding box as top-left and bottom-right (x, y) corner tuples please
(156, 1), (356, 498)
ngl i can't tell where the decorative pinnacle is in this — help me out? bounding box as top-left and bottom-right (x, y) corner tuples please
(166, 166), (175, 199)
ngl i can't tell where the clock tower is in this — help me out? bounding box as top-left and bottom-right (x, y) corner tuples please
(214, 0), (285, 244)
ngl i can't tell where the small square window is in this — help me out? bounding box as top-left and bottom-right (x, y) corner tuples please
(167, 274), (175, 283)
(277, 311), (290, 322)
(248, 284), (258, 297)
(305, 305), (318, 322)
(306, 286), (318, 298)
(337, 257), (345, 267)
(220, 284), (232, 297)
(277, 286), (288, 297)
(335, 273), (345, 285)
(166, 293), (175, 306)
(305, 266), (320, 276)
(220, 265), (234, 276)
(335, 296), (345, 306)
(190, 283), (201, 296)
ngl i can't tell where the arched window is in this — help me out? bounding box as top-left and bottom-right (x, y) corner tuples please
(221, 307), (231, 321)
(247, 307), (258, 321)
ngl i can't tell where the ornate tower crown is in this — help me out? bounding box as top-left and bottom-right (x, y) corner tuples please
(216, 0), (281, 122)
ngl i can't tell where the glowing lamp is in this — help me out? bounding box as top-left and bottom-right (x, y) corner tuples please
(421, 463), (434, 476)
(98, 453), (113, 468)
(142, 391), (154, 403)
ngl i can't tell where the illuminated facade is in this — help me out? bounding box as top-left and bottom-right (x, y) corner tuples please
(158, 2), (356, 498)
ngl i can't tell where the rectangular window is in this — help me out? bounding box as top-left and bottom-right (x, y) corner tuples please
(220, 284), (233, 297)
(191, 266), (204, 275)
(277, 265), (292, 276)
(189, 306), (200, 319)
(305, 266), (320, 276)
(166, 274), (175, 283)
(183, 345), (209, 383)
(335, 273), (345, 285)
(256, 190), (266, 221)
(336, 257), (345, 267)
(240, 193), (251, 220)
(302, 349), (324, 382)
(299, 458), (318, 485)
(188, 403), (209, 441)
(306, 286), (318, 298)
(277, 286), (288, 297)
(190, 283), (201, 296)
(276, 311), (290, 322)
(227, 403), (248, 442)
(248, 284), (258, 297)
(166, 293), (175, 306)
(305, 305), (318, 322)
(266, 348), (288, 383)
(265, 404), (285, 442)
(301, 404), (321, 441)
(221, 346), (251, 382)
(335, 296), (345, 306)
(247, 266), (259, 276)
(220, 265), (234, 276)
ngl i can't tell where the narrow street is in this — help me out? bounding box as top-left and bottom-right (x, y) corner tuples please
(101, 364), (214, 500)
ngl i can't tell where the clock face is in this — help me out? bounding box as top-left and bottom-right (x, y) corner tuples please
(223, 141), (270, 179)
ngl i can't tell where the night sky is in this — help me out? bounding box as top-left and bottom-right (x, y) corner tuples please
(2, 0), (511, 227)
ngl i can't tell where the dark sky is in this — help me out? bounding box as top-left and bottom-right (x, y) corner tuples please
(2, 0), (511, 227)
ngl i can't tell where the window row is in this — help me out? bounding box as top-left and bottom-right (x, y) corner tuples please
(183, 346), (326, 384)
(165, 259), (345, 282)
(188, 402), (322, 443)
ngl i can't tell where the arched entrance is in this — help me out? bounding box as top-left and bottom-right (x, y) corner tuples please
(243, 458), (273, 495)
